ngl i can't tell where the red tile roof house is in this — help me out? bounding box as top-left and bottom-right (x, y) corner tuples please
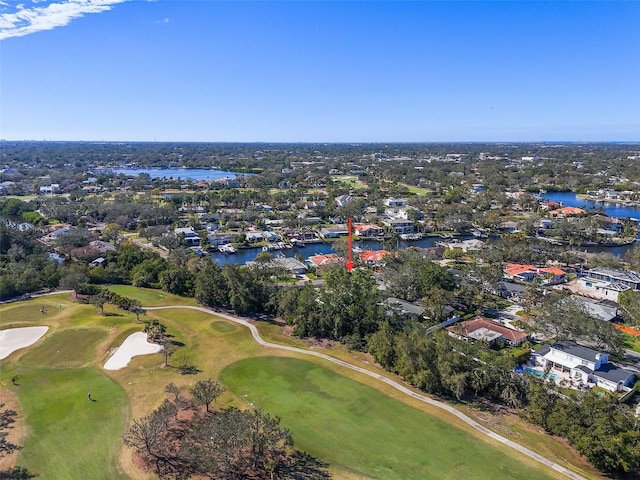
(358, 249), (388, 266)
(306, 253), (344, 268)
(446, 316), (529, 347)
(503, 263), (566, 285)
(353, 224), (385, 237)
(549, 206), (586, 218)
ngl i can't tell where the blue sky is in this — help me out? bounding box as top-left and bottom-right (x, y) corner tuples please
(1, 1), (639, 142)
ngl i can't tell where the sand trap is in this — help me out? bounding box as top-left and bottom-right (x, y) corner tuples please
(0, 326), (49, 360)
(104, 332), (162, 370)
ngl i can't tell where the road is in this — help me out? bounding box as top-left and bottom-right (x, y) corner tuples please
(145, 305), (587, 480)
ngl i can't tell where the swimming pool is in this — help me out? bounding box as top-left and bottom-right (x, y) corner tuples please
(522, 367), (560, 382)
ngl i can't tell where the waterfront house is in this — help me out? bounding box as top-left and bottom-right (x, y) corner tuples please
(382, 219), (415, 234)
(307, 253), (343, 267)
(354, 224), (384, 237)
(174, 227), (200, 247)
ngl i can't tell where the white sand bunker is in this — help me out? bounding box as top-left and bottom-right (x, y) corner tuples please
(104, 332), (162, 370)
(0, 326), (49, 360)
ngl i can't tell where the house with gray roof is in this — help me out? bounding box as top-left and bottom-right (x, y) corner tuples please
(577, 267), (640, 301)
(571, 295), (618, 322)
(532, 341), (635, 392)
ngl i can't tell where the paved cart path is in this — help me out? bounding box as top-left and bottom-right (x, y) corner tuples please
(145, 305), (586, 480)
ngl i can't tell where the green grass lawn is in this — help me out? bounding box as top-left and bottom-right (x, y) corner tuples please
(621, 331), (640, 353)
(210, 320), (237, 334)
(3, 366), (128, 480)
(107, 285), (195, 307)
(221, 357), (556, 480)
(400, 183), (431, 195)
(334, 175), (368, 189)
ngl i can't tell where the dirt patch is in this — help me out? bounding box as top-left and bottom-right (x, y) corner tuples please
(281, 325), (294, 336)
(0, 388), (23, 470)
(307, 337), (339, 349)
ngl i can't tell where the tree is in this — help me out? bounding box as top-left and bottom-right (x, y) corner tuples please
(183, 407), (295, 480)
(143, 320), (167, 344)
(0, 404), (36, 479)
(0, 405), (19, 457)
(122, 400), (186, 479)
(532, 292), (623, 353)
(161, 341), (176, 367)
(127, 300), (145, 322)
(193, 258), (229, 308)
(617, 289), (640, 326)
(0, 467), (37, 479)
(88, 292), (107, 315)
(59, 267), (88, 298)
(190, 379), (224, 413)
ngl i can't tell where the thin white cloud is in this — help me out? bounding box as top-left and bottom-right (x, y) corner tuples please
(0, 0), (128, 40)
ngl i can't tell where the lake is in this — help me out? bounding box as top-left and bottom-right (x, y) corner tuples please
(542, 192), (640, 220)
(110, 168), (247, 182)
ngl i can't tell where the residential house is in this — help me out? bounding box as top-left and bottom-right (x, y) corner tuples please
(503, 263), (566, 285)
(440, 239), (486, 252)
(89, 240), (116, 253)
(531, 341), (635, 392)
(89, 257), (106, 268)
(272, 257), (308, 274)
(358, 249), (388, 266)
(549, 207), (586, 218)
(571, 296), (618, 322)
(494, 281), (527, 302)
(307, 253), (343, 267)
(383, 219), (415, 234)
(385, 297), (424, 318)
(446, 316), (528, 346)
(384, 198), (408, 207)
(577, 267), (640, 301)
(209, 232), (236, 246)
(319, 226), (348, 238)
(39, 184), (60, 195)
(354, 224), (384, 237)
(305, 201), (327, 210)
(246, 257), (308, 275)
(174, 227), (200, 247)
(335, 194), (355, 207)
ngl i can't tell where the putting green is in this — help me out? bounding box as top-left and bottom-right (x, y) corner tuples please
(221, 357), (555, 480)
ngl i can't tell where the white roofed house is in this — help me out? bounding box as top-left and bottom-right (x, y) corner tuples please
(531, 341), (635, 392)
(384, 198), (408, 207)
(383, 219), (415, 234)
(335, 194), (355, 208)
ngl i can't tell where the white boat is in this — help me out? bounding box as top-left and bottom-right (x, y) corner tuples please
(400, 233), (423, 241)
(219, 244), (237, 253)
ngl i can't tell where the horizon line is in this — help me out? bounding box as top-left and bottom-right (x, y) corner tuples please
(2, 139), (640, 145)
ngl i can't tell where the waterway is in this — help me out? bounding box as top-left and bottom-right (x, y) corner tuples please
(211, 236), (459, 266)
(110, 168), (247, 182)
(542, 192), (640, 220)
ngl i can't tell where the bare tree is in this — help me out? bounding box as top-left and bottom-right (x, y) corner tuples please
(190, 379), (224, 413)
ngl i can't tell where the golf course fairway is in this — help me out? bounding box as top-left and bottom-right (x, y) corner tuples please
(221, 356), (556, 480)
